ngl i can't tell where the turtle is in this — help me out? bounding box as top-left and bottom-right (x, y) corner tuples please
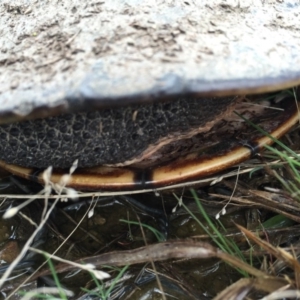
(0, 1), (300, 191)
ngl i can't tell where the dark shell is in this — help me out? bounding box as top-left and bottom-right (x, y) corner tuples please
(1, 0), (300, 123)
(1, 96), (298, 191)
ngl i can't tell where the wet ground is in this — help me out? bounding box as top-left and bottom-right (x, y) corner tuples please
(1, 133), (300, 300)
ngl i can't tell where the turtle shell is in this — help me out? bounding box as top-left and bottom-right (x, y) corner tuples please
(0, 1), (300, 121)
(0, 1), (300, 191)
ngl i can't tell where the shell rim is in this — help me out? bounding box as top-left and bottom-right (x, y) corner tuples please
(1, 75), (300, 125)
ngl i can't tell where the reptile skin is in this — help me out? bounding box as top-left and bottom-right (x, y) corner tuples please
(0, 97), (235, 168)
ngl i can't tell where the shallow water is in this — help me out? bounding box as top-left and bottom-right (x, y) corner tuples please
(0, 145), (300, 300)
